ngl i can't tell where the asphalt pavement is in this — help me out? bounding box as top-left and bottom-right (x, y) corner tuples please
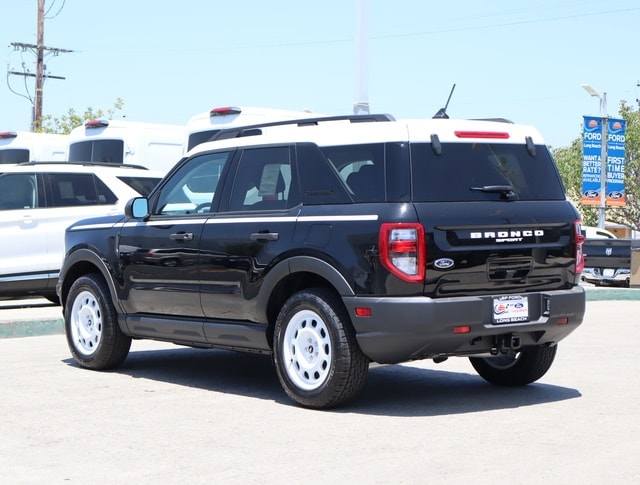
(1, 294), (639, 484)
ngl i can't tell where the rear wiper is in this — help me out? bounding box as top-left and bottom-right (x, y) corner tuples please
(470, 185), (516, 200)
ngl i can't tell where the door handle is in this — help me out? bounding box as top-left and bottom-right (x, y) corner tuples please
(250, 232), (279, 242)
(170, 232), (194, 242)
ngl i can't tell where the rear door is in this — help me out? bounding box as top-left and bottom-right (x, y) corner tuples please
(0, 172), (47, 289)
(199, 145), (299, 324)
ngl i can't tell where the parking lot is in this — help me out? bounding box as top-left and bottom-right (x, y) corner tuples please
(0, 289), (638, 484)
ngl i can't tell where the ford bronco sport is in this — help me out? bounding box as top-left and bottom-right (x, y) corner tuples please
(57, 113), (586, 408)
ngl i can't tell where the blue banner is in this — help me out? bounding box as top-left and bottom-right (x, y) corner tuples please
(581, 116), (626, 207)
(581, 116), (603, 206)
(605, 118), (626, 207)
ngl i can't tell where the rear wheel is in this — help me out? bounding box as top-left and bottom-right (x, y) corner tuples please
(64, 274), (131, 370)
(469, 345), (557, 386)
(273, 288), (369, 409)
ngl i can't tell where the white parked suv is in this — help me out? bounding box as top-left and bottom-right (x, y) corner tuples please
(0, 162), (162, 303)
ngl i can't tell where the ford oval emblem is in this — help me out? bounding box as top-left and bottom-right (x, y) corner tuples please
(434, 258), (455, 270)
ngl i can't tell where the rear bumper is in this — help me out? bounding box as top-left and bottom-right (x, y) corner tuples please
(581, 267), (630, 285)
(343, 286), (585, 364)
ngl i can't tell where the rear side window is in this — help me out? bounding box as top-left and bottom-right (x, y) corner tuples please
(69, 140), (124, 164)
(410, 143), (566, 202)
(118, 176), (161, 196)
(317, 142), (409, 203)
(48, 173), (117, 207)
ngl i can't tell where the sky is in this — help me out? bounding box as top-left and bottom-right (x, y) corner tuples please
(1, 0), (640, 149)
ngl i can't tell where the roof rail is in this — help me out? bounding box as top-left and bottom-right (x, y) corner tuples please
(210, 113), (396, 142)
(17, 161), (149, 170)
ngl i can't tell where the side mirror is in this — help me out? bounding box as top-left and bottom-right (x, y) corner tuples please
(125, 197), (149, 219)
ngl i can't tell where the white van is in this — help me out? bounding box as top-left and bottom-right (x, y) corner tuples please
(68, 120), (185, 174)
(184, 106), (320, 153)
(0, 131), (68, 163)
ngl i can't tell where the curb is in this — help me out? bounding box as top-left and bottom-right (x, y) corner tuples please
(0, 318), (64, 339)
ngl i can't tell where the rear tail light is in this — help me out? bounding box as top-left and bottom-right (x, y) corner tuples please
(210, 107), (242, 117)
(574, 219), (585, 273)
(379, 223), (425, 283)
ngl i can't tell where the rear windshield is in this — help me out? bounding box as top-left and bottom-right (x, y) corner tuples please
(118, 176), (162, 196)
(0, 149), (30, 164)
(410, 142), (566, 202)
(69, 140), (124, 164)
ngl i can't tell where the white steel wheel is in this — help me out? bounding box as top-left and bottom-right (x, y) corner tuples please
(273, 288), (369, 409)
(69, 290), (104, 357)
(282, 308), (332, 391)
(64, 274), (131, 370)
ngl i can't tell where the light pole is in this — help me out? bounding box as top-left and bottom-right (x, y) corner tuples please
(582, 84), (608, 228)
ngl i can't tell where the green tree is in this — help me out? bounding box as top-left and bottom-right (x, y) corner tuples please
(553, 100), (640, 232)
(35, 98), (125, 135)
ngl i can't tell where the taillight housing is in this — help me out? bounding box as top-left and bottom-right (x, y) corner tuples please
(379, 223), (426, 283)
(574, 219), (585, 273)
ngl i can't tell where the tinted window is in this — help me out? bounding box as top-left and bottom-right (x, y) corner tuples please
(154, 151), (231, 215)
(295, 143), (351, 205)
(69, 140), (124, 164)
(0, 173), (38, 209)
(0, 149), (30, 164)
(48, 173), (117, 207)
(228, 146), (294, 211)
(317, 143), (409, 203)
(118, 176), (161, 196)
(410, 143), (566, 202)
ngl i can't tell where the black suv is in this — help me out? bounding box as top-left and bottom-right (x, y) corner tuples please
(57, 114), (586, 408)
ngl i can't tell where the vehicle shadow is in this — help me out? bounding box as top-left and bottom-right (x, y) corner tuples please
(63, 346), (581, 417)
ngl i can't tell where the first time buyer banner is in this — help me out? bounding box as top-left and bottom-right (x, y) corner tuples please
(581, 116), (627, 207)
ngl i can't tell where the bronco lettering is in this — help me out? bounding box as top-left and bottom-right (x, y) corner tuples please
(470, 230), (544, 239)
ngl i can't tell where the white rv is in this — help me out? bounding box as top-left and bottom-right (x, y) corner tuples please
(68, 119), (185, 174)
(0, 131), (68, 164)
(184, 106), (320, 153)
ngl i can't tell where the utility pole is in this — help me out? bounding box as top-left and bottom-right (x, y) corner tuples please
(8, 0), (72, 131)
(35, 0), (45, 131)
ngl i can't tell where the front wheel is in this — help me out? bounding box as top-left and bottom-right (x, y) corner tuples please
(64, 274), (131, 370)
(469, 345), (557, 386)
(273, 288), (369, 409)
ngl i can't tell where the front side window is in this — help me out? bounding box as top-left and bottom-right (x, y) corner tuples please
(0, 173), (38, 209)
(154, 151), (231, 215)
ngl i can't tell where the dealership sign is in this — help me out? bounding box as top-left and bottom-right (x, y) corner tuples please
(581, 116), (626, 207)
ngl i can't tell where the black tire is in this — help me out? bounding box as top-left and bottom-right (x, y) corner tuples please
(64, 273), (131, 370)
(469, 345), (557, 386)
(273, 288), (369, 409)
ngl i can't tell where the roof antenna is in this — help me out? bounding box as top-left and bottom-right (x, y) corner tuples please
(432, 83), (456, 119)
